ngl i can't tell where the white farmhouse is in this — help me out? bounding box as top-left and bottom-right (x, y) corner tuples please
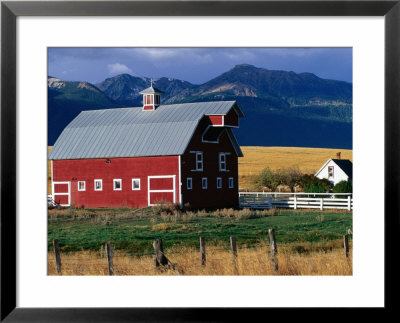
(315, 152), (352, 186)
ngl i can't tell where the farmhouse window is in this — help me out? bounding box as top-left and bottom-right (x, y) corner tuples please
(219, 152), (230, 171)
(229, 177), (234, 189)
(113, 179), (122, 191)
(132, 179), (141, 190)
(217, 177), (222, 189)
(328, 166), (334, 178)
(94, 179), (102, 191)
(78, 181), (86, 191)
(187, 177), (193, 190)
(202, 177), (208, 189)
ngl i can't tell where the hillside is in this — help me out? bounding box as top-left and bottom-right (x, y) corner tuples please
(48, 77), (125, 144)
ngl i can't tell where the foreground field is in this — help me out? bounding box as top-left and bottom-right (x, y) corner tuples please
(239, 146), (352, 189)
(48, 208), (352, 253)
(48, 241), (352, 276)
(47, 146), (353, 193)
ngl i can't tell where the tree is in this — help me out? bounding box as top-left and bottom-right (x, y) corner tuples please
(254, 167), (280, 191)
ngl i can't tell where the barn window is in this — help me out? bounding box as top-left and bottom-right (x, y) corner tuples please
(328, 166), (334, 178)
(132, 178), (141, 190)
(78, 181), (86, 191)
(202, 177), (208, 189)
(94, 179), (102, 191)
(196, 152), (203, 171)
(219, 152), (230, 171)
(229, 177), (234, 189)
(113, 179), (122, 191)
(187, 178), (193, 190)
(217, 177), (222, 189)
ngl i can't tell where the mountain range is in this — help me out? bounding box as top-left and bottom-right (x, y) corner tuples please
(48, 64), (352, 148)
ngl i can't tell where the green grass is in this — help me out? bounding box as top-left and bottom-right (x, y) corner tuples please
(48, 208), (352, 255)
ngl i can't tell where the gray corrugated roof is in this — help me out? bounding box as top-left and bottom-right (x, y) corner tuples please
(49, 101), (243, 160)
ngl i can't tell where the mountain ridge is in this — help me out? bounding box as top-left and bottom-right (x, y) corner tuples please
(48, 64), (352, 148)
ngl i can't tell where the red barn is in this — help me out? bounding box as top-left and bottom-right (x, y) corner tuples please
(48, 84), (244, 209)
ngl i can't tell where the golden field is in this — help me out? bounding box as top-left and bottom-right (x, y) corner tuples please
(48, 146), (352, 194)
(48, 242), (352, 276)
(239, 146), (352, 189)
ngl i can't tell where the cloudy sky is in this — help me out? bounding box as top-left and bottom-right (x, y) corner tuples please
(48, 47), (352, 85)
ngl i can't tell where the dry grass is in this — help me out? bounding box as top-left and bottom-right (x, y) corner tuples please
(48, 242), (352, 276)
(239, 146), (352, 188)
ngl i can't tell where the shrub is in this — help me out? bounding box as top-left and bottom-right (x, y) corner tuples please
(300, 174), (333, 192)
(333, 180), (352, 193)
(151, 201), (180, 216)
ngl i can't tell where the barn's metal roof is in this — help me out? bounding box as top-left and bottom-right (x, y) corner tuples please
(48, 101), (244, 160)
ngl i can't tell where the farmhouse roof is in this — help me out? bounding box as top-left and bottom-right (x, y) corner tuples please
(48, 101), (244, 160)
(315, 158), (353, 179)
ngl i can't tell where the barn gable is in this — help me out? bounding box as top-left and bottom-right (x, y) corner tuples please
(48, 101), (244, 160)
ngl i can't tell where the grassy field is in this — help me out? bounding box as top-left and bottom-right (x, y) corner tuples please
(48, 207), (352, 253)
(48, 146), (352, 193)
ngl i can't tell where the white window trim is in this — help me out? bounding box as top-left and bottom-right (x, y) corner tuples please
(219, 152), (231, 172)
(187, 177), (193, 190)
(217, 177), (222, 189)
(94, 179), (103, 191)
(113, 179), (122, 191)
(229, 177), (234, 189)
(202, 177), (208, 190)
(132, 178), (141, 191)
(190, 151), (204, 171)
(77, 181), (86, 191)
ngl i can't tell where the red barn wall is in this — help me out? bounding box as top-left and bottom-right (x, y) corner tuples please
(52, 156), (180, 208)
(180, 117), (239, 209)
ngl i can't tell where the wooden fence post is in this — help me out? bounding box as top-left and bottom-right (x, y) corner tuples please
(343, 235), (349, 258)
(200, 237), (206, 266)
(53, 239), (62, 275)
(153, 239), (170, 268)
(230, 236), (238, 274)
(230, 236), (237, 259)
(268, 229), (278, 271)
(106, 243), (114, 275)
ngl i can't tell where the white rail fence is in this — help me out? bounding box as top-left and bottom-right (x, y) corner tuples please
(239, 192), (353, 210)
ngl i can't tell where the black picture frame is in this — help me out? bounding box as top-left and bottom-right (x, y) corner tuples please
(1, 1), (399, 321)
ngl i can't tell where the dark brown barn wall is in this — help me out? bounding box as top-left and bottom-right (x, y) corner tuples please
(181, 116), (239, 209)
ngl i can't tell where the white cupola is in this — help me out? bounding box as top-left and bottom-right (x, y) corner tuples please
(139, 80), (164, 111)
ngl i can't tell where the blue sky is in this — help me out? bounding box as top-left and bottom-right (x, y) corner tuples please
(48, 48), (352, 85)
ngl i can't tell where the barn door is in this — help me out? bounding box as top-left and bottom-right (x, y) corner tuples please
(52, 181), (71, 206)
(148, 175), (176, 206)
